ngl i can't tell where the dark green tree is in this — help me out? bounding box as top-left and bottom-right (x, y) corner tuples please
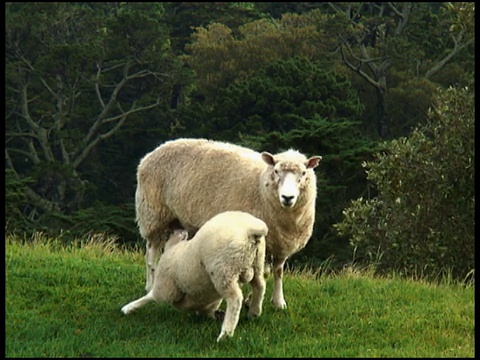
(163, 2), (262, 52)
(335, 84), (474, 280)
(184, 10), (340, 99)
(5, 2), (189, 237)
(328, 2), (474, 138)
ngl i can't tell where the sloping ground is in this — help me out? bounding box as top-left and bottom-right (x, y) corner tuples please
(5, 234), (474, 357)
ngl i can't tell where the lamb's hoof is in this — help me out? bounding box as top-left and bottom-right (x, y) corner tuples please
(214, 310), (225, 321)
(121, 304), (133, 315)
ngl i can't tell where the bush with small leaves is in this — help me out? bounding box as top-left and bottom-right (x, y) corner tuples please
(335, 85), (474, 281)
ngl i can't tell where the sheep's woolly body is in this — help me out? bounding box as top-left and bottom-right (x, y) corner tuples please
(122, 211), (268, 342)
(136, 138), (321, 309)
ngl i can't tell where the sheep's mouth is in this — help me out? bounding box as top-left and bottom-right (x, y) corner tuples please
(281, 200), (295, 208)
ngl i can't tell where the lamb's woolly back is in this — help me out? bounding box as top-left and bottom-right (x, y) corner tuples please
(194, 210), (268, 240)
(175, 211), (268, 283)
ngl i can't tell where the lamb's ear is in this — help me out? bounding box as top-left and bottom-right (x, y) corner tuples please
(261, 152), (276, 166)
(305, 156), (322, 169)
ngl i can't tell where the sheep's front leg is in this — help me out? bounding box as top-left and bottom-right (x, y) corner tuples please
(121, 291), (155, 315)
(145, 239), (162, 292)
(247, 272), (266, 317)
(272, 257), (287, 309)
(217, 283), (243, 342)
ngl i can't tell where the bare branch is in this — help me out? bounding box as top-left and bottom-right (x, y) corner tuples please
(6, 130), (37, 138)
(424, 32), (474, 80)
(20, 55), (60, 101)
(5, 147), (38, 163)
(19, 84), (55, 162)
(17, 55), (71, 164)
(390, 2), (413, 36)
(5, 148), (16, 171)
(327, 2), (346, 17)
(376, 2), (387, 17)
(25, 186), (61, 212)
(83, 60), (137, 145)
(387, 2), (404, 18)
(95, 62), (105, 109)
(73, 97), (163, 168)
(339, 39), (382, 90)
(27, 137), (41, 164)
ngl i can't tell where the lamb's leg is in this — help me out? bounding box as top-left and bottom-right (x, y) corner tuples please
(272, 257), (287, 309)
(217, 282), (243, 342)
(121, 291), (155, 315)
(246, 271), (266, 318)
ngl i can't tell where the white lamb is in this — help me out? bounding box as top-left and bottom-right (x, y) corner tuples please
(136, 138), (322, 309)
(121, 210), (268, 342)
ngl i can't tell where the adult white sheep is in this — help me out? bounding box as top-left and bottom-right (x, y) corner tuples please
(121, 210), (268, 342)
(137, 138), (322, 309)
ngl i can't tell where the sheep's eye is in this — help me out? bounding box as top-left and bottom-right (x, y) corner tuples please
(302, 171), (306, 176)
(274, 169), (279, 175)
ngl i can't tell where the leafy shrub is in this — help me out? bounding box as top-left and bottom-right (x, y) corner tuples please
(335, 85), (474, 280)
(15, 202), (140, 247)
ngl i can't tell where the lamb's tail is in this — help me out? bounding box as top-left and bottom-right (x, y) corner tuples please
(247, 222), (268, 245)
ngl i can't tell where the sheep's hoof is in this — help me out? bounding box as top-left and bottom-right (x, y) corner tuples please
(271, 298), (287, 310)
(247, 311), (261, 319)
(216, 330), (233, 342)
(214, 310), (225, 321)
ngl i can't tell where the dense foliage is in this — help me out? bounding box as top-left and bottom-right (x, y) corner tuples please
(5, 2), (475, 279)
(335, 85), (474, 280)
(5, 2), (190, 240)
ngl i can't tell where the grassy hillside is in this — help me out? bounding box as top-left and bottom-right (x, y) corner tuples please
(5, 233), (474, 358)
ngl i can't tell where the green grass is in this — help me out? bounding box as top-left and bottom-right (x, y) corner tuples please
(6, 233), (474, 357)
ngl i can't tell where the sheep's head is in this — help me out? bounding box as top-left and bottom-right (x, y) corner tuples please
(261, 150), (322, 208)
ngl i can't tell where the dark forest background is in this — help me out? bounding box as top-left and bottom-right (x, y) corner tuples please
(5, 2), (474, 280)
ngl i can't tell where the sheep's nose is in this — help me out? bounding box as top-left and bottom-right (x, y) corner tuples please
(281, 195), (295, 206)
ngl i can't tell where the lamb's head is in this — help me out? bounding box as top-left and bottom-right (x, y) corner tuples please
(164, 229), (189, 252)
(261, 150), (322, 208)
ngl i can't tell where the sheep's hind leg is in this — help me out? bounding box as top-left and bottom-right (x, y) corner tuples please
(216, 282), (243, 342)
(272, 257), (287, 309)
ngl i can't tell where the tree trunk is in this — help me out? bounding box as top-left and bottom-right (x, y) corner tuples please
(376, 87), (390, 139)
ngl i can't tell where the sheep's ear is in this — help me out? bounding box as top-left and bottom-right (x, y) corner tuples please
(261, 152), (276, 166)
(305, 156), (322, 169)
